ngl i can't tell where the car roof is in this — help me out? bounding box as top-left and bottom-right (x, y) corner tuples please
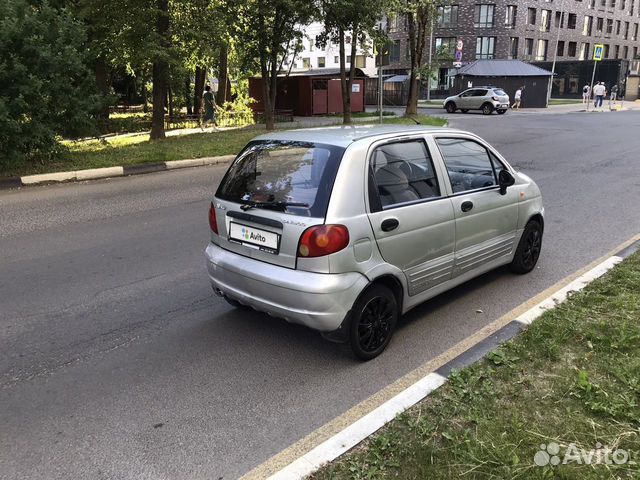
(252, 124), (464, 148)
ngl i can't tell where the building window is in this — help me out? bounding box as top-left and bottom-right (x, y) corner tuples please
(388, 14), (403, 33)
(588, 0), (596, 8)
(555, 11), (565, 28)
(611, 0), (616, 6)
(317, 57), (325, 68)
(509, 37), (519, 58)
(624, 21), (630, 38)
(540, 9), (551, 31)
(633, 23), (638, 40)
(525, 37), (534, 56)
(527, 7), (537, 25)
(309, 37), (314, 52)
(621, 0), (627, 8)
(634, 47), (638, 59)
(568, 41), (578, 56)
(596, 17), (604, 33)
(557, 40), (565, 56)
(475, 4), (495, 28)
(505, 5), (517, 27)
(536, 39), (548, 60)
(302, 58), (311, 68)
(583, 16), (593, 35)
(390, 39), (401, 63)
(606, 18), (613, 35)
(579, 42), (590, 59)
(334, 56), (339, 64)
(604, 44), (610, 57)
(623, 45), (628, 57)
(355, 55), (366, 68)
(567, 13), (577, 29)
(438, 5), (459, 27)
(435, 37), (457, 57)
(475, 36), (496, 58)
(615, 20), (621, 35)
(614, 45), (620, 57)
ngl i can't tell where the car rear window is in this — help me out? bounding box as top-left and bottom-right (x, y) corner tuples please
(494, 89), (507, 96)
(216, 140), (345, 217)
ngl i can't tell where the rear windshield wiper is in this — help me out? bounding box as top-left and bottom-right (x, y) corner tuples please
(239, 200), (310, 211)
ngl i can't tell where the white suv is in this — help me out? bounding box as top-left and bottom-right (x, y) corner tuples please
(444, 87), (510, 115)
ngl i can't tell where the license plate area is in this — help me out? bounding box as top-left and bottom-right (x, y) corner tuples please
(228, 222), (281, 254)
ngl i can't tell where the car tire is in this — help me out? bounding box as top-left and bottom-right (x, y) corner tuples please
(510, 220), (543, 274)
(482, 103), (494, 115)
(349, 285), (398, 361)
(497, 109), (507, 114)
(445, 102), (457, 113)
(461, 109), (469, 113)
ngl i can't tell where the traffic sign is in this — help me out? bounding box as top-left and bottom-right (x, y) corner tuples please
(456, 40), (464, 51)
(593, 44), (604, 61)
(453, 62), (462, 68)
(455, 50), (463, 61)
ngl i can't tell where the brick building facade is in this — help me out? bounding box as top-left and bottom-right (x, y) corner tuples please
(386, 0), (640, 91)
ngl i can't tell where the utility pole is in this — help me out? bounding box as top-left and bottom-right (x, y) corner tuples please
(547, 0), (566, 106)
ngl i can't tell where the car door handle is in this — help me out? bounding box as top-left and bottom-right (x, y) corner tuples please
(461, 201), (474, 212)
(381, 218), (399, 232)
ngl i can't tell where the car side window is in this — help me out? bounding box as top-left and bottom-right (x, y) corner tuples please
(473, 89), (488, 97)
(436, 138), (498, 193)
(370, 140), (441, 210)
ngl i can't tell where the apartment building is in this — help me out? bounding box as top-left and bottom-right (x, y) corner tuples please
(287, 22), (377, 76)
(387, 0), (640, 92)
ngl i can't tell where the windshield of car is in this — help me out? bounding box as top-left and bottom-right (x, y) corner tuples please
(216, 140), (345, 217)
(493, 89), (507, 96)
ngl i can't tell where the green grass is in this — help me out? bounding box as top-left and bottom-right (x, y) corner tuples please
(3, 114), (447, 177)
(313, 252), (640, 480)
(549, 98), (584, 105)
(327, 111), (397, 118)
(382, 114), (447, 127)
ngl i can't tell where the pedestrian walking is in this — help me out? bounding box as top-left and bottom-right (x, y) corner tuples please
(592, 82), (606, 110)
(582, 84), (591, 104)
(610, 84), (618, 104)
(511, 86), (524, 110)
(201, 85), (218, 130)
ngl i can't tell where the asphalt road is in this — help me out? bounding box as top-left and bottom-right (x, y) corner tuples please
(1, 110), (639, 480)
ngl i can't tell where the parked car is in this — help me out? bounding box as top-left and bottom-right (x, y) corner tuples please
(443, 87), (510, 115)
(205, 125), (543, 360)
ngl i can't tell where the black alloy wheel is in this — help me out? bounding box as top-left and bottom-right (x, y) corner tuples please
(510, 221), (543, 274)
(349, 285), (398, 360)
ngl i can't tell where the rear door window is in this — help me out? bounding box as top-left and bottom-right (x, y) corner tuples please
(216, 140), (345, 217)
(369, 140), (441, 210)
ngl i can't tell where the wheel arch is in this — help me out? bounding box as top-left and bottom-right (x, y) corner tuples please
(528, 213), (544, 233)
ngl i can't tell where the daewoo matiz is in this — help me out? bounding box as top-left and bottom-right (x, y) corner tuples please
(205, 125), (543, 360)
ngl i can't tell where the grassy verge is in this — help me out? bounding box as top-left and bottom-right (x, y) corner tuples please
(313, 252), (640, 480)
(3, 115), (447, 178)
(549, 98), (584, 105)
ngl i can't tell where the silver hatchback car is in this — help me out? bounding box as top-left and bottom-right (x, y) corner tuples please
(205, 125), (543, 359)
(444, 87), (510, 115)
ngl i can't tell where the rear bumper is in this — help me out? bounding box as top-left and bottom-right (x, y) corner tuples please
(205, 243), (369, 332)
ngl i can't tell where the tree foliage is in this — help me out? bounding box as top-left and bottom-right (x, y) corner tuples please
(0, 0), (99, 168)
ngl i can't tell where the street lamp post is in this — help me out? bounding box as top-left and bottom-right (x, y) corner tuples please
(547, 0), (567, 106)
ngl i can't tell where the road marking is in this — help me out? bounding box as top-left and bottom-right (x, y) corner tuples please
(241, 233), (640, 480)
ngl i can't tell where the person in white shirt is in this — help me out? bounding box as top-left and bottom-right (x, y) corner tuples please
(582, 84), (591, 104)
(592, 82), (606, 109)
(511, 86), (524, 109)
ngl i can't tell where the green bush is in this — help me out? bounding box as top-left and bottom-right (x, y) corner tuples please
(0, 0), (99, 170)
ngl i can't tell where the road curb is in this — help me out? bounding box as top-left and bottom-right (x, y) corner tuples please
(0, 155), (235, 191)
(243, 236), (640, 480)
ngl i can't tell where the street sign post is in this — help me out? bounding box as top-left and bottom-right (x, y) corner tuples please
(587, 44), (604, 112)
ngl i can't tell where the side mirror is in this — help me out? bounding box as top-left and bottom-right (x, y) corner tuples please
(498, 170), (515, 195)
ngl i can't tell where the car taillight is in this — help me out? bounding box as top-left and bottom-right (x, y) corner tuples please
(298, 224), (349, 258)
(208, 202), (219, 234)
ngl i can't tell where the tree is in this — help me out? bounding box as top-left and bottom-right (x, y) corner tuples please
(319, 0), (389, 124)
(231, 0), (317, 130)
(394, 0), (438, 115)
(0, 0), (98, 168)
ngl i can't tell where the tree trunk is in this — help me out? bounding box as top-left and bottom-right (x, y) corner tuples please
(94, 56), (110, 120)
(185, 76), (192, 115)
(216, 43), (229, 106)
(193, 66), (206, 116)
(150, 0), (170, 140)
(142, 79), (149, 113)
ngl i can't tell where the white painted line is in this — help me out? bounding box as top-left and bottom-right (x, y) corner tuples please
(268, 372), (447, 480)
(516, 255), (623, 325)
